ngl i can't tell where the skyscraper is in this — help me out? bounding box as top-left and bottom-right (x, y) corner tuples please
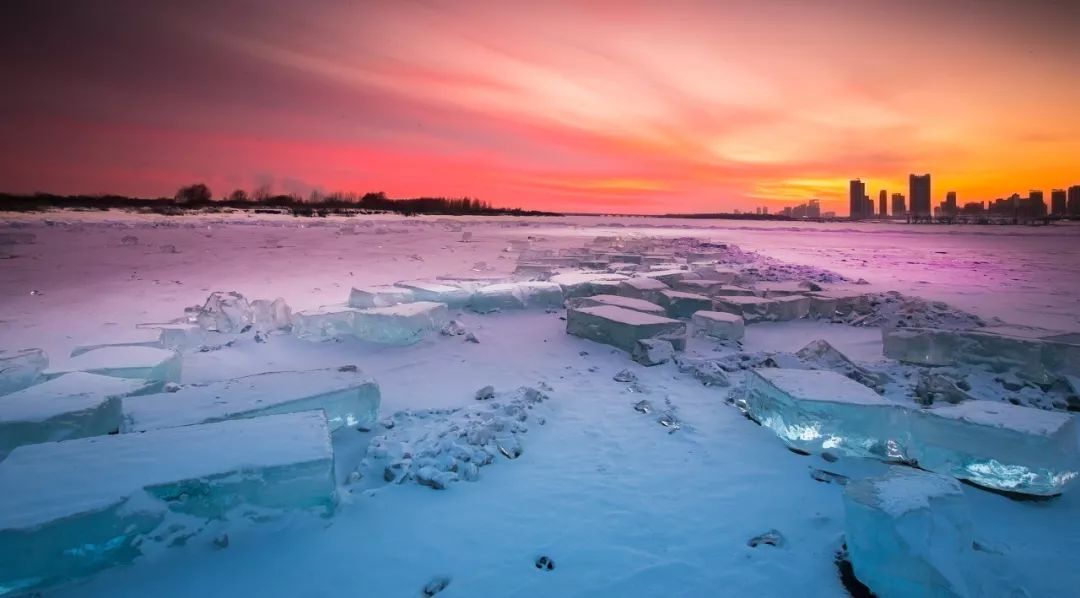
(1069, 185), (1080, 216)
(878, 190), (887, 217)
(1050, 189), (1066, 216)
(891, 193), (905, 218)
(1029, 190), (1047, 217)
(849, 179), (866, 219)
(943, 191), (957, 217)
(909, 174), (931, 218)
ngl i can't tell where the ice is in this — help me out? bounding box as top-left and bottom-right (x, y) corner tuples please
(690, 266), (738, 283)
(743, 369), (908, 460)
(347, 285), (415, 308)
(639, 268), (694, 285)
(691, 311), (745, 341)
(569, 294), (666, 315)
(713, 296), (777, 322)
(249, 298), (292, 331)
(394, 281), (472, 306)
(549, 271), (627, 298)
(808, 289), (870, 317)
(353, 301), (450, 344)
(292, 306), (359, 341)
(882, 327), (1080, 384)
(617, 277), (670, 303)
(658, 290), (713, 319)
(771, 295), (811, 320)
(468, 282), (563, 313)
(760, 281), (822, 297)
(0, 348), (48, 396)
(632, 339), (675, 366)
(43, 346), (181, 384)
(843, 468), (974, 598)
(906, 401), (1079, 496)
(673, 279), (735, 295)
(566, 305), (686, 353)
(195, 291), (252, 333)
(122, 367), (379, 433)
(0, 411), (336, 596)
(0, 373), (155, 458)
(70, 328), (166, 357)
(708, 285), (757, 297)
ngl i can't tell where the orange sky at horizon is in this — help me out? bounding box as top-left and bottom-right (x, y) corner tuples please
(1, 0), (1079, 214)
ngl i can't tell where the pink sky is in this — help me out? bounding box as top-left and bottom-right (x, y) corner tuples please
(1, 0), (1078, 214)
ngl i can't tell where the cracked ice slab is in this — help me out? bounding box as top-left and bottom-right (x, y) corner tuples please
(882, 326), (1080, 384)
(0, 411), (336, 596)
(0, 348), (48, 396)
(712, 296), (777, 322)
(122, 368), (380, 433)
(393, 281), (472, 306)
(550, 271), (627, 298)
(468, 282), (563, 313)
(347, 285), (415, 308)
(691, 311), (745, 341)
(0, 373), (156, 458)
(843, 468), (975, 598)
(569, 294), (666, 315)
(353, 301), (449, 344)
(567, 305), (687, 353)
(617, 277), (670, 303)
(907, 401), (1079, 496)
(292, 306), (359, 341)
(743, 369), (908, 460)
(658, 290), (713, 319)
(42, 346), (181, 384)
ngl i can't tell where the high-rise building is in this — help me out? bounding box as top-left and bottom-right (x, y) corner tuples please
(864, 194), (873, 216)
(1050, 189), (1066, 216)
(891, 193), (906, 218)
(943, 191), (957, 218)
(1069, 185), (1080, 216)
(909, 174), (931, 217)
(1029, 190), (1047, 217)
(878, 190), (887, 217)
(849, 179), (866, 219)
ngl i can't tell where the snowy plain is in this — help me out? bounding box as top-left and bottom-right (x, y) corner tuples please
(1, 211), (1079, 597)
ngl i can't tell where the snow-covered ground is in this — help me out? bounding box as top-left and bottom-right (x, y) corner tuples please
(1, 211), (1079, 598)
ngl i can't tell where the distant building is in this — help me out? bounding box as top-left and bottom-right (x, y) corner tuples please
(1069, 185), (1080, 216)
(878, 190), (887, 217)
(961, 201), (985, 215)
(823, 211), (837, 218)
(909, 174), (931, 218)
(1050, 189), (1066, 216)
(891, 193), (906, 218)
(1028, 190), (1047, 218)
(762, 206), (769, 215)
(941, 191), (957, 218)
(864, 194), (874, 216)
(807, 198), (821, 218)
(849, 179), (866, 218)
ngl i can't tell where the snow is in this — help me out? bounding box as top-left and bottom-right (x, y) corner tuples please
(43, 346), (181, 383)
(122, 368), (380, 433)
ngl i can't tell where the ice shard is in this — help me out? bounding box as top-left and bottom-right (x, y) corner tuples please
(743, 369), (908, 460)
(122, 368), (380, 433)
(195, 291), (252, 333)
(43, 346), (181, 384)
(0, 411), (336, 596)
(843, 468), (975, 598)
(906, 401), (1079, 496)
(691, 311), (745, 341)
(0, 373), (155, 457)
(347, 285), (415, 308)
(0, 348), (48, 396)
(567, 305), (687, 353)
(250, 298), (292, 331)
(394, 281), (472, 307)
(569, 294), (666, 316)
(353, 301), (449, 344)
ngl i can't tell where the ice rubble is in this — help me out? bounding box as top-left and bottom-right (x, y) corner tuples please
(883, 326), (1080, 384)
(567, 305), (687, 353)
(691, 311), (745, 341)
(843, 468), (975, 598)
(658, 290), (713, 319)
(195, 291), (252, 333)
(0, 373), (155, 458)
(569, 293), (667, 315)
(0, 411), (336, 596)
(122, 368), (380, 433)
(0, 348), (48, 396)
(907, 401), (1079, 496)
(348, 285), (415, 308)
(43, 346), (181, 384)
(742, 369), (908, 460)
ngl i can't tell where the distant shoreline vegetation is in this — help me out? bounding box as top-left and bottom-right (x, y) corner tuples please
(0, 185), (561, 217)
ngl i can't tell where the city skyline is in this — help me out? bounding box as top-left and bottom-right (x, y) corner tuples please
(2, 1), (1080, 214)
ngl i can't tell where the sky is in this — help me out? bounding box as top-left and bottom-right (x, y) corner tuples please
(1, 0), (1079, 215)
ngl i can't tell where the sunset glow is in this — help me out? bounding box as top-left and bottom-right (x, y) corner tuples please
(2, 0), (1079, 213)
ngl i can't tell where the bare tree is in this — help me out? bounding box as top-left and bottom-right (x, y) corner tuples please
(174, 183), (212, 204)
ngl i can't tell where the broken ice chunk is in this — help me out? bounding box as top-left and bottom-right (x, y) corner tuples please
(569, 294), (666, 316)
(770, 295), (810, 320)
(689, 266), (738, 284)
(70, 328), (166, 357)
(617, 277), (670, 304)
(672, 279), (735, 296)
(250, 297), (292, 331)
(808, 289), (869, 317)
(195, 291), (252, 333)
(0, 373), (155, 457)
(567, 305), (686, 353)
(713, 296), (777, 323)
(843, 468), (975, 598)
(632, 339), (675, 366)
(907, 401), (1079, 496)
(691, 311), (745, 341)
(657, 290), (713, 319)
(550, 271), (628, 298)
(743, 369), (908, 460)
(43, 346), (181, 384)
(639, 268), (694, 286)
(468, 282), (563, 313)
(348, 285), (415, 309)
(292, 307), (359, 341)
(122, 368), (380, 433)
(353, 301), (449, 345)
(707, 285), (757, 297)
(759, 281), (822, 296)
(0, 348), (48, 396)
(394, 281), (472, 307)
(0, 411), (335, 596)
